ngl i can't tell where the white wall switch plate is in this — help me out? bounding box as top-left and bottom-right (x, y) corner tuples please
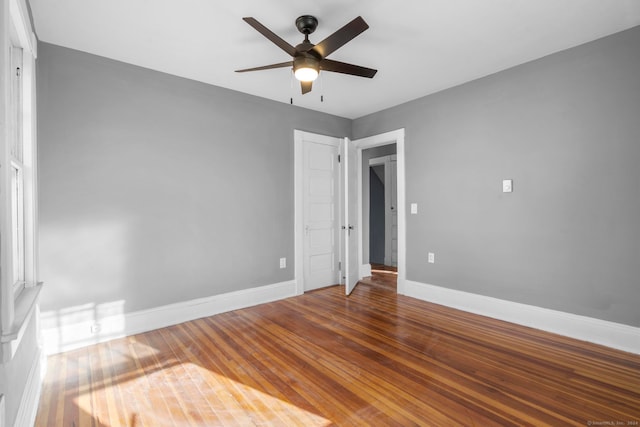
(428, 252), (435, 263)
(279, 257), (286, 269)
(502, 179), (513, 193)
(411, 203), (418, 214)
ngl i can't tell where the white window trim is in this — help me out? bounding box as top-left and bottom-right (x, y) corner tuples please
(1, 0), (41, 363)
(11, 158), (26, 296)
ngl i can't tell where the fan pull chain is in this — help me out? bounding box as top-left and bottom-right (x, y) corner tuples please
(290, 69), (295, 105)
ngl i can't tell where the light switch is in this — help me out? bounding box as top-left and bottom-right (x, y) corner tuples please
(428, 252), (435, 264)
(502, 179), (513, 193)
(411, 203), (418, 214)
(279, 257), (286, 269)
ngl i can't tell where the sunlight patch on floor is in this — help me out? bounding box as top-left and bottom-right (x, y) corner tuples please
(72, 357), (332, 426)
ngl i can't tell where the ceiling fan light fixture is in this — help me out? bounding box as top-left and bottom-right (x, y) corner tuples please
(294, 66), (319, 82)
(293, 56), (319, 82)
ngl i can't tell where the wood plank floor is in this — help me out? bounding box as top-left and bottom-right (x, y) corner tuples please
(360, 264), (397, 290)
(36, 280), (640, 426)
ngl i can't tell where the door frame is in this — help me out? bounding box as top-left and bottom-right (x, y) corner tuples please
(294, 130), (344, 295)
(353, 129), (406, 294)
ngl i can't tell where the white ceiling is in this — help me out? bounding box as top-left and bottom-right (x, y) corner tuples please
(30, 0), (640, 119)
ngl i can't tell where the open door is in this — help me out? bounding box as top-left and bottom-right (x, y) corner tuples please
(344, 138), (359, 295)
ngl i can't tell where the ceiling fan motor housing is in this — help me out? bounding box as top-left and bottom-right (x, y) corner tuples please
(296, 15), (318, 35)
(293, 55), (319, 73)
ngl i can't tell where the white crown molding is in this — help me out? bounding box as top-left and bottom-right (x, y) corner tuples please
(42, 280), (297, 355)
(405, 280), (640, 354)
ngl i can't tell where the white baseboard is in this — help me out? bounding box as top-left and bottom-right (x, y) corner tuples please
(42, 280), (297, 355)
(0, 394), (4, 427)
(360, 263), (372, 278)
(14, 348), (42, 427)
(405, 280), (640, 354)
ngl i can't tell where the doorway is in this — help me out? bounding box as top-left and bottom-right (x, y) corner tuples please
(367, 150), (397, 269)
(353, 129), (406, 294)
(369, 164), (386, 265)
(294, 129), (406, 295)
(367, 150), (398, 290)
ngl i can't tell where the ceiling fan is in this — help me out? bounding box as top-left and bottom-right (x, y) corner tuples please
(236, 15), (377, 95)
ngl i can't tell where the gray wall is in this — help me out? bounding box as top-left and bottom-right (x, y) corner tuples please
(353, 26), (640, 327)
(37, 43), (351, 314)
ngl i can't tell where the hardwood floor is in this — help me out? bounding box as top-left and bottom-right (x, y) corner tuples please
(36, 282), (640, 426)
(359, 264), (397, 290)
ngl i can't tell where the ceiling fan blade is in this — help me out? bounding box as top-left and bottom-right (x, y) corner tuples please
(243, 17), (297, 57)
(311, 16), (369, 58)
(235, 61), (293, 73)
(301, 81), (313, 94)
(320, 59), (377, 78)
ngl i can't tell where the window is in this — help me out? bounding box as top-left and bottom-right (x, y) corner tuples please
(1, 0), (39, 362)
(10, 44), (26, 297)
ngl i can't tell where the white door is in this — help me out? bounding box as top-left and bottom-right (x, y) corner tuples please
(345, 138), (359, 295)
(303, 135), (341, 291)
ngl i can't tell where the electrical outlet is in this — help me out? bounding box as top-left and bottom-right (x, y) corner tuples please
(90, 323), (101, 334)
(411, 203), (418, 214)
(428, 252), (435, 264)
(279, 257), (286, 269)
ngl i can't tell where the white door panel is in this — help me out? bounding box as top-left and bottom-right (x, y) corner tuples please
(345, 138), (359, 295)
(303, 135), (341, 291)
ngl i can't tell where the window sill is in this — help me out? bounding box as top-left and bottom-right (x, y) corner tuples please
(1, 283), (43, 363)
